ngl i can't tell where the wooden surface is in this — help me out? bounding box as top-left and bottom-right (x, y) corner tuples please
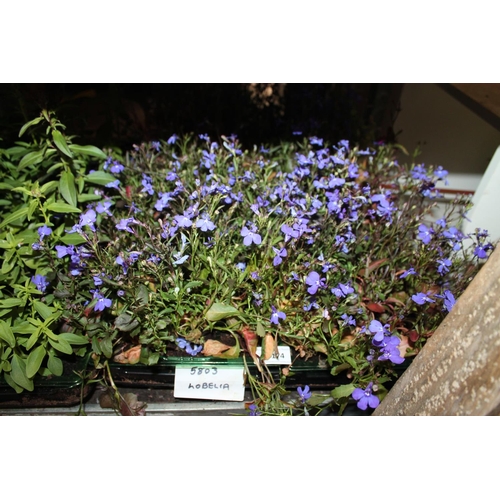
(374, 244), (500, 416)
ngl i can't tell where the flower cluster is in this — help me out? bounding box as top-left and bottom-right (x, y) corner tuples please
(10, 130), (494, 413)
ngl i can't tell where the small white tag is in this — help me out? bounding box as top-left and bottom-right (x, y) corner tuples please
(174, 364), (245, 401)
(256, 346), (292, 365)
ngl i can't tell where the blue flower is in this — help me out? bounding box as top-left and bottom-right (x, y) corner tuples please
(116, 218), (139, 233)
(352, 382), (380, 410)
(31, 274), (49, 292)
(368, 320), (390, 343)
(37, 225), (52, 240)
(96, 200), (113, 216)
(305, 271), (325, 295)
(437, 258), (452, 275)
(417, 224), (434, 245)
(167, 134), (178, 145)
(272, 246), (287, 266)
(297, 385), (311, 403)
(248, 404), (261, 416)
(152, 140), (161, 151)
(399, 268), (416, 279)
(270, 306), (286, 325)
(331, 282), (354, 298)
(195, 213), (216, 232)
(412, 292), (435, 305)
(174, 213), (193, 228)
(241, 224), (262, 246)
(93, 291), (112, 312)
(106, 179), (121, 189)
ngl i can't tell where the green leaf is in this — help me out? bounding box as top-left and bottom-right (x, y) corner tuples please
(48, 337), (73, 355)
(0, 297), (25, 308)
(205, 303), (240, 322)
(59, 170), (77, 207)
(45, 202), (81, 214)
(52, 130), (73, 158)
(11, 354), (34, 391)
(100, 336), (113, 358)
(85, 171), (118, 186)
(331, 383), (356, 400)
(58, 332), (89, 345)
(114, 313), (140, 333)
(18, 116), (44, 137)
(0, 321), (16, 348)
(26, 345), (46, 378)
(77, 193), (102, 203)
(60, 232), (86, 245)
(47, 353), (63, 376)
(69, 144), (107, 160)
(33, 300), (56, 321)
(19, 150), (45, 170)
(0, 206), (28, 228)
(4, 373), (24, 394)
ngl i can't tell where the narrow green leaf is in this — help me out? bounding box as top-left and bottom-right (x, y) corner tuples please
(58, 332), (89, 345)
(18, 116), (44, 137)
(11, 354), (34, 391)
(19, 150), (45, 170)
(205, 303), (240, 322)
(85, 171), (118, 186)
(0, 321), (16, 348)
(0, 206), (28, 228)
(26, 345), (46, 378)
(52, 130), (73, 158)
(45, 202), (81, 214)
(59, 170), (77, 207)
(69, 144), (107, 160)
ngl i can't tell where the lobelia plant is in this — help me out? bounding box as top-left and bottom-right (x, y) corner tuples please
(0, 112), (495, 415)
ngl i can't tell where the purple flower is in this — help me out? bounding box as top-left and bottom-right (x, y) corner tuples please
(368, 320), (390, 343)
(93, 291), (112, 312)
(174, 213), (193, 228)
(411, 292), (435, 305)
(297, 385), (311, 403)
(109, 161), (125, 174)
(417, 224), (434, 245)
(437, 258), (452, 275)
(331, 282), (354, 298)
(37, 225), (52, 240)
(152, 140), (161, 151)
(272, 246), (287, 266)
(341, 313), (356, 327)
(195, 213), (216, 232)
(31, 274), (49, 292)
(248, 404), (261, 416)
(474, 244), (491, 259)
(96, 200), (113, 216)
(185, 343), (203, 356)
(270, 306), (286, 325)
(241, 224), (262, 246)
(55, 245), (75, 258)
(116, 217), (139, 233)
(167, 134), (178, 145)
(106, 179), (121, 189)
(440, 289), (456, 312)
(141, 174), (155, 196)
(399, 268), (416, 279)
(305, 271), (325, 295)
(352, 382), (380, 411)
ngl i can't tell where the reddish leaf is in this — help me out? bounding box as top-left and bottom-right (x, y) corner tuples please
(365, 302), (385, 313)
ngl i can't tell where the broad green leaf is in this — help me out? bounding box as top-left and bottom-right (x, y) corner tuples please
(4, 373), (24, 394)
(52, 129), (73, 158)
(40, 180), (59, 195)
(60, 232), (86, 245)
(331, 383), (356, 400)
(0, 321), (16, 348)
(58, 332), (89, 345)
(47, 353), (63, 376)
(100, 336), (113, 358)
(45, 202), (81, 214)
(0, 206), (28, 228)
(84, 171), (118, 186)
(59, 170), (77, 207)
(18, 116), (44, 137)
(69, 144), (107, 160)
(25, 329), (41, 350)
(0, 297), (25, 308)
(11, 354), (34, 391)
(19, 150), (45, 170)
(205, 302), (239, 322)
(33, 300), (56, 321)
(114, 313), (140, 332)
(26, 345), (46, 378)
(48, 337), (73, 355)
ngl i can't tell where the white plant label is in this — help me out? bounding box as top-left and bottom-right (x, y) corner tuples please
(256, 346), (292, 365)
(174, 364), (245, 401)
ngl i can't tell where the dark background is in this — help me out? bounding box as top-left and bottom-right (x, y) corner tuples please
(0, 83), (403, 149)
